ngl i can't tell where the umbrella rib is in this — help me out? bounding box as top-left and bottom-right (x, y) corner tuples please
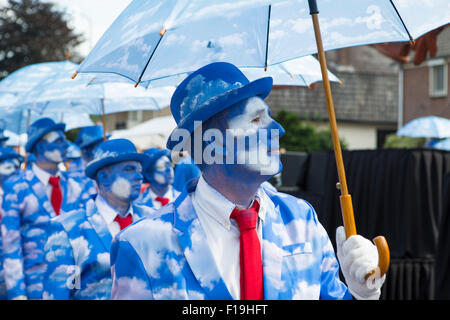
(389, 0), (414, 43)
(264, 5), (271, 71)
(135, 28), (167, 88)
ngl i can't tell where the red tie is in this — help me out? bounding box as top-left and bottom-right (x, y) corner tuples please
(114, 214), (133, 230)
(230, 200), (264, 300)
(48, 176), (62, 216)
(155, 196), (169, 206)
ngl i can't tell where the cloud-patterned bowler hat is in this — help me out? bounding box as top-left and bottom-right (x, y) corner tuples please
(166, 62), (273, 150)
(0, 147), (23, 163)
(25, 117), (66, 153)
(75, 125), (109, 149)
(85, 138), (149, 179)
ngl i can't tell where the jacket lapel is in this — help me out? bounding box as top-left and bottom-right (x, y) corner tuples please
(86, 199), (113, 252)
(261, 197), (286, 300)
(172, 190), (233, 300)
(26, 168), (56, 217)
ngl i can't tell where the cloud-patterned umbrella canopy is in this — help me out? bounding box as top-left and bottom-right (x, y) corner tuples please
(397, 116), (450, 139)
(75, 0), (450, 84)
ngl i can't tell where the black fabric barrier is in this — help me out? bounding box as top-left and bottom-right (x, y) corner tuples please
(279, 149), (450, 300)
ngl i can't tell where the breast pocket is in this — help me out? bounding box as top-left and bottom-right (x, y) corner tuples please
(281, 242), (321, 299)
(282, 242), (315, 276)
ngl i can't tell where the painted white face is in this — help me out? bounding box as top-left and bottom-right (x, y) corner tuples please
(42, 131), (67, 163)
(224, 96), (285, 176)
(151, 156), (174, 185)
(0, 159), (20, 176)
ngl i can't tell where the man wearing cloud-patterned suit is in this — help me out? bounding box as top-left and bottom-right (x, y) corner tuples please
(1, 118), (89, 300)
(43, 139), (153, 300)
(110, 62), (385, 300)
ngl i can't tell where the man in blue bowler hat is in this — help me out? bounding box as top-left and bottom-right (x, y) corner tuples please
(110, 62), (385, 300)
(1, 117), (89, 300)
(0, 147), (23, 299)
(43, 139), (154, 300)
(136, 148), (179, 209)
(75, 125), (108, 165)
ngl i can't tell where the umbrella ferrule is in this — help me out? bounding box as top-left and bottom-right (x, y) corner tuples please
(308, 0), (319, 15)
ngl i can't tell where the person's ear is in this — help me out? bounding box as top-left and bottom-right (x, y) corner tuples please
(96, 169), (111, 187)
(34, 141), (45, 155)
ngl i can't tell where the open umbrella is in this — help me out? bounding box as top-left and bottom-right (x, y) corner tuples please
(72, 0), (450, 279)
(433, 138), (450, 151)
(396, 116), (450, 139)
(0, 60), (77, 95)
(89, 54), (341, 88)
(10, 64), (175, 139)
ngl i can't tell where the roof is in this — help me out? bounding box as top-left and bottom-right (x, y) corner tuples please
(266, 70), (398, 124)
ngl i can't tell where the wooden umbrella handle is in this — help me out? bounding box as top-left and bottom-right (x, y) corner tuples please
(340, 195), (390, 279)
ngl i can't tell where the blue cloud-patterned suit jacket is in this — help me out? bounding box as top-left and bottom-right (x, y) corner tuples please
(1, 168), (89, 299)
(110, 179), (352, 300)
(42, 197), (154, 300)
(136, 187), (180, 208)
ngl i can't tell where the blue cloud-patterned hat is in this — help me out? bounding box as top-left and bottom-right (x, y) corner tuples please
(143, 148), (171, 170)
(25, 117), (66, 153)
(65, 142), (82, 160)
(166, 62), (273, 150)
(75, 125), (109, 149)
(85, 138), (149, 179)
(0, 147), (23, 163)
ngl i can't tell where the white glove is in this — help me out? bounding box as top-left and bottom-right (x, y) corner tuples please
(335, 226), (386, 300)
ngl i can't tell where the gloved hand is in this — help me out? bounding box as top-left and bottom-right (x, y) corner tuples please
(335, 226), (386, 300)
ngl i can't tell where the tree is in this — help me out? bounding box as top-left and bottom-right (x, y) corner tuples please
(0, 0), (83, 79)
(274, 110), (348, 152)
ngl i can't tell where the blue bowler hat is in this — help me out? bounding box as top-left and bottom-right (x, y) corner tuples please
(25, 117), (66, 153)
(166, 62), (273, 150)
(0, 147), (23, 163)
(65, 142), (82, 160)
(143, 148), (171, 170)
(85, 139), (149, 179)
(0, 129), (9, 143)
(75, 125), (109, 149)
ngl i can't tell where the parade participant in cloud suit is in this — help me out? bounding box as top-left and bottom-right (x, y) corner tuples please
(73, 125), (110, 198)
(136, 148), (180, 209)
(172, 151), (201, 193)
(64, 142), (84, 178)
(64, 142), (97, 199)
(1, 118), (89, 300)
(110, 62), (385, 300)
(0, 128), (10, 148)
(0, 147), (23, 300)
(42, 139), (154, 300)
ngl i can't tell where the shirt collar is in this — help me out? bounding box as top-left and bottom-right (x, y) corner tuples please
(192, 175), (266, 230)
(95, 194), (134, 225)
(147, 185), (173, 201)
(32, 163), (60, 186)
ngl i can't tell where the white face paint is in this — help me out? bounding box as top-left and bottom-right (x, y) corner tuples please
(111, 176), (132, 200)
(0, 159), (19, 176)
(226, 97), (281, 176)
(44, 150), (64, 163)
(43, 131), (61, 143)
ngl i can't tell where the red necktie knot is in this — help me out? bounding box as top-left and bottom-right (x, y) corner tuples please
(114, 214), (133, 230)
(230, 200), (260, 231)
(230, 200), (264, 300)
(155, 196), (170, 206)
(48, 176), (62, 215)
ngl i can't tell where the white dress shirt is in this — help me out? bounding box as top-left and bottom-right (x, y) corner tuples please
(191, 175), (267, 300)
(32, 163), (62, 201)
(95, 195), (135, 238)
(147, 186), (176, 209)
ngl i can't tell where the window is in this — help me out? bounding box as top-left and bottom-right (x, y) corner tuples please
(128, 110), (143, 122)
(429, 59), (448, 97)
